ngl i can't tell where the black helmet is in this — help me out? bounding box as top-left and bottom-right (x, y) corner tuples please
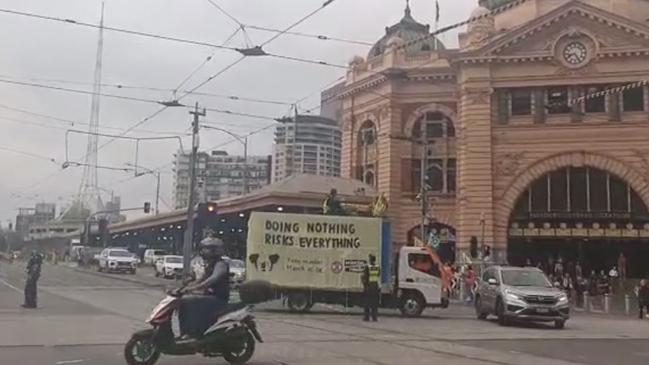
(198, 237), (225, 260)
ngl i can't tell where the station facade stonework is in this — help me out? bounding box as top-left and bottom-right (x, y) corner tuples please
(338, 0), (649, 263)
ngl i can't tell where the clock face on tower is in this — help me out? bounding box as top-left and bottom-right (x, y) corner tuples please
(562, 41), (588, 65)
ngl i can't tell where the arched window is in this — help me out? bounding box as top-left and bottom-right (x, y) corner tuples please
(412, 112), (454, 140)
(364, 170), (375, 187)
(406, 110), (456, 196)
(511, 167), (649, 217)
(358, 120), (376, 146)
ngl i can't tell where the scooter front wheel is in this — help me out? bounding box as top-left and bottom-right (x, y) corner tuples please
(223, 331), (255, 365)
(124, 330), (160, 365)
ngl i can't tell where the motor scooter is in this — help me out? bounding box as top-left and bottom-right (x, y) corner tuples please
(124, 287), (262, 365)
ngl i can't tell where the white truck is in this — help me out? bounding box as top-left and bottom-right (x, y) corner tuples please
(246, 212), (450, 317)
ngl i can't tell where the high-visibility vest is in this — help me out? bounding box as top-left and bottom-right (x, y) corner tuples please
(368, 265), (380, 283)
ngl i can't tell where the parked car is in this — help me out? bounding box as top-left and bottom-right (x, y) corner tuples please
(97, 248), (138, 274)
(229, 259), (246, 288)
(474, 266), (570, 329)
(191, 256), (243, 288)
(143, 249), (167, 266)
(154, 255), (183, 279)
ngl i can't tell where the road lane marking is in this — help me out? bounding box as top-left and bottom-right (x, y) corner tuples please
(0, 278), (22, 293)
(55, 360), (86, 364)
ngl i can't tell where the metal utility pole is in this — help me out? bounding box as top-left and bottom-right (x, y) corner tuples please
(419, 122), (427, 244)
(155, 171), (161, 215)
(243, 136), (249, 194)
(183, 103), (205, 278)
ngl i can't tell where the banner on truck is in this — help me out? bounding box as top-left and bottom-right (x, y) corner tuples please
(246, 212), (383, 290)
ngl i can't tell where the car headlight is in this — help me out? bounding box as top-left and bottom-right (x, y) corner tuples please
(557, 293), (569, 305)
(504, 290), (525, 304)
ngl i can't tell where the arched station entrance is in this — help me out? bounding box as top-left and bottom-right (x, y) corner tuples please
(508, 166), (649, 278)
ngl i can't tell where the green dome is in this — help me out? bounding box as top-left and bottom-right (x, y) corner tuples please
(368, 4), (445, 58)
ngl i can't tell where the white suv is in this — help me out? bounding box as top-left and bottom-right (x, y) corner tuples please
(97, 248), (138, 274)
(154, 255), (183, 279)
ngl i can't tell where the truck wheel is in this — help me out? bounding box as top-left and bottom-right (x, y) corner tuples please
(400, 292), (425, 317)
(287, 292), (312, 313)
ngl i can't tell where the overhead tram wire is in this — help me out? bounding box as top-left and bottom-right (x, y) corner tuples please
(0, 78), (160, 104)
(0, 7), (345, 70)
(0, 74), (295, 107)
(244, 24), (373, 47)
(259, 0), (337, 47)
(24, 0), (341, 195)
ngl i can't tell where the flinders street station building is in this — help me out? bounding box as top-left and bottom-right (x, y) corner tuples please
(330, 0), (649, 277)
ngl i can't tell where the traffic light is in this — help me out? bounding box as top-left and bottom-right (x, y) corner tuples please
(470, 236), (478, 258)
(144, 202), (151, 214)
(198, 202), (218, 217)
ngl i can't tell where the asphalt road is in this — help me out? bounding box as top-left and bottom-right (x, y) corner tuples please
(1, 261), (649, 365)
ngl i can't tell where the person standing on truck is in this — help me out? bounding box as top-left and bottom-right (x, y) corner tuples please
(323, 189), (344, 215)
(361, 254), (380, 322)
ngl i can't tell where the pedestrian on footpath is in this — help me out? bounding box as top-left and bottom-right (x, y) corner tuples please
(608, 266), (619, 294)
(464, 265), (476, 303)
(637, 279), (649, 319)
(361, 254), (380, 322)
(22, 251), (42, 309)
(617, 253), (627, 281)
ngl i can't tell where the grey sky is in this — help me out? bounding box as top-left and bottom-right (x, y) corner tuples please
(0, 0), (475, 224)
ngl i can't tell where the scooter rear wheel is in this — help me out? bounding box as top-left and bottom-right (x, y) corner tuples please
(223, 331), (255, 365)
(124, 330), (160, 365)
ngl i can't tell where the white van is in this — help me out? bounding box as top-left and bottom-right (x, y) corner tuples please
(143, 249), (167, 266)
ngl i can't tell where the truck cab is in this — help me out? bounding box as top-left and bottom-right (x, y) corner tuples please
(394, 246), (448, 317)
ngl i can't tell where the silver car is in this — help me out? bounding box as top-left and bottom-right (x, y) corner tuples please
(475, 266), (570, 329)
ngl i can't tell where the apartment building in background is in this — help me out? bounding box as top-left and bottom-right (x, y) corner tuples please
(271, 114), (341, 183)
(173, 150), (271, 209)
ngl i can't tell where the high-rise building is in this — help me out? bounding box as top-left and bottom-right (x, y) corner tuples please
(272, 115), (341, 183)
(173, 150), (271, 209)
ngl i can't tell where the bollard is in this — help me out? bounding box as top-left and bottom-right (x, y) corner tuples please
(604, 294), (611, 314)
(583, 292), (589, 312)
(625, 294), (630, 316)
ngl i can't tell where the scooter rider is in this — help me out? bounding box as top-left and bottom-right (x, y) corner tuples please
(178, 236), (230, 339)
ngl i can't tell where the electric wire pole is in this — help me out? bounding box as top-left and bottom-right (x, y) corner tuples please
(183, 103), (205, 277)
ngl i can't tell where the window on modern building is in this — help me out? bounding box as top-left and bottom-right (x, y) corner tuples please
(547, 87), (570, 114)
(584, 86), (606, 113)
(623, 87), (645, 112)
(510, 89), (532, 115)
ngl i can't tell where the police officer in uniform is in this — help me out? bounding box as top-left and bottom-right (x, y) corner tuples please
(361, 254), (380, 321)
(22, 251), (43, 308)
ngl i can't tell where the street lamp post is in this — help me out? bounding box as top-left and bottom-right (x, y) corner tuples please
(201, 124), (249, 194)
